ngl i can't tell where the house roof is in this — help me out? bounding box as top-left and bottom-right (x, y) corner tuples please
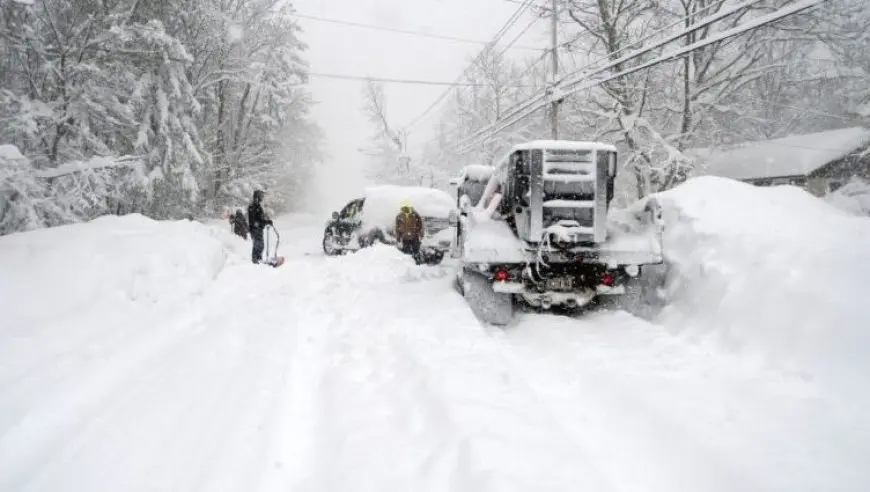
(688, 127), (870, 181)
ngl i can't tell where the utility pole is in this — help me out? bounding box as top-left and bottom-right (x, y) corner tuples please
(549, 0), (560, 140)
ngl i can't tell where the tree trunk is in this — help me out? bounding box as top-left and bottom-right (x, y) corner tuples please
(213, 80), (227, 199)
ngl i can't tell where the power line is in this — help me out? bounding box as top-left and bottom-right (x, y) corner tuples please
(558, 0), (748, 83)
(403, 0), (539, 133)
(503, 0), (551, 10)
(560, 0), (823, 98)
(455, 0), (828, 153)
(307, 71), (536, 87)
(454, 0), (770, 150)
(495, 15), (541, 59)
(294, 12), (543, 51)
(519, 50), (551, 80)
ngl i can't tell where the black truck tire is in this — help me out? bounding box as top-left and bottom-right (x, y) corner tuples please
(419, 249), (444, 266)
(322, 229), (341, 256)
(462, 270), (514, 326)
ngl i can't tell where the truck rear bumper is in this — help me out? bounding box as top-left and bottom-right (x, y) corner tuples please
(492, 281), (625, 308)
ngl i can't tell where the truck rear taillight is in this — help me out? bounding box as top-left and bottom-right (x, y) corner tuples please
(494, 269), (510, 282)
(600, 272), (614, 286)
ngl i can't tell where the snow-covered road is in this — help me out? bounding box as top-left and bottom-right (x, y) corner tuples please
(1, 208), (867, 492)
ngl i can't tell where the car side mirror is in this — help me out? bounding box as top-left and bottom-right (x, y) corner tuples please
(332, 211), (339, 220)
(448, 209), (459, 227)
(458, 195), (471, 214)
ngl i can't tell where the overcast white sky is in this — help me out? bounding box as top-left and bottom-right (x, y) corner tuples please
(291, 0), (549, 211)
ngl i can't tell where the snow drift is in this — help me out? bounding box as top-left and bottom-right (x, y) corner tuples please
(826, 177), (870, 217)
(1, 211), (867, 491)
(0, 214), (227, 330)
(647, 176), (870, 392)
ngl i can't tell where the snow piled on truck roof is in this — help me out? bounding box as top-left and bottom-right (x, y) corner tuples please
(459, 164), (494, 182)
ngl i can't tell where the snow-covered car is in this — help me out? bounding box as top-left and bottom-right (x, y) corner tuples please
(322, 185), (455, 263)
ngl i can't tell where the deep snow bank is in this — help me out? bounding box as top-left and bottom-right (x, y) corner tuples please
(0, 214), (228, 330)
(826, 177), (870, 217)
(649, 177), (870, 391)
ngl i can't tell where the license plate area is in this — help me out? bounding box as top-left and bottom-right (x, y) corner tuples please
(545, 276), (574, 291)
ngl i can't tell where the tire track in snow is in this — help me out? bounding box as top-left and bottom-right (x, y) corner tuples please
(0, 301), (203, 425)
(0, 304), (209, 491)
(0, 309), (237, 491)
(497, 310), (833, 492)
(256, 258), (341, 492)
(385, 279), (619, 492)
(306, 290), (466, 492)
(0, 264), (306, 492)
(293, 251), (616, 492)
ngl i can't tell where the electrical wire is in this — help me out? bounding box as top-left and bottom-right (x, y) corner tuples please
(453, 0), (771, 150)
(454, 0), (829, 153)
(307, 71), (536, 87)
(558, 0), (750, 82)
(293, 12), (543, 51)
(494, 15), (542, 59)
(503, 0), (551, 9)
(402, 0), (538, 133)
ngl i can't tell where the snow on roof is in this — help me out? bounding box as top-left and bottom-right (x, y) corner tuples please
(511, 140), (618, 152)
(690, 127), (870, 181)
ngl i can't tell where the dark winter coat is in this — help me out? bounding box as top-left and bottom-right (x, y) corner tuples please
(231, 210), (248, 239)
(248, 201), (270, 232)
(395, 209), (424, 241)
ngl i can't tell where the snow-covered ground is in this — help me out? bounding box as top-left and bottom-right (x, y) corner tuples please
(1, 177), (868, 491)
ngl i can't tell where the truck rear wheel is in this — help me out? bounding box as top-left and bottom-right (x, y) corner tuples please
(462, 270), (514, 326)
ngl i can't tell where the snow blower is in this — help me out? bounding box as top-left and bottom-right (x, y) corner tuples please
(263, 224), (285, 267)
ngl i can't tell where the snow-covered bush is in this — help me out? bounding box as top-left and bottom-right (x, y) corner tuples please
(0, 145), (64, 233)
(0, 144), (151, 235)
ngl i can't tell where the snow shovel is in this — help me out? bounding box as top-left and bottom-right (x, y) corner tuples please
(263, 224), (285, 267)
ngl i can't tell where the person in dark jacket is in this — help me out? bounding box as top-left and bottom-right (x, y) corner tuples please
(247, 190), (272, 264)
(395, 202), (424, 263)
(231, 209), (248, 240)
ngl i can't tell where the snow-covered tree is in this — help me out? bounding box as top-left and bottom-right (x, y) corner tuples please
(0, 0), (322, 234)
(361, 79), (429, 185)
(422, 0), (864, 203)
(815, 0), (870, 125)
